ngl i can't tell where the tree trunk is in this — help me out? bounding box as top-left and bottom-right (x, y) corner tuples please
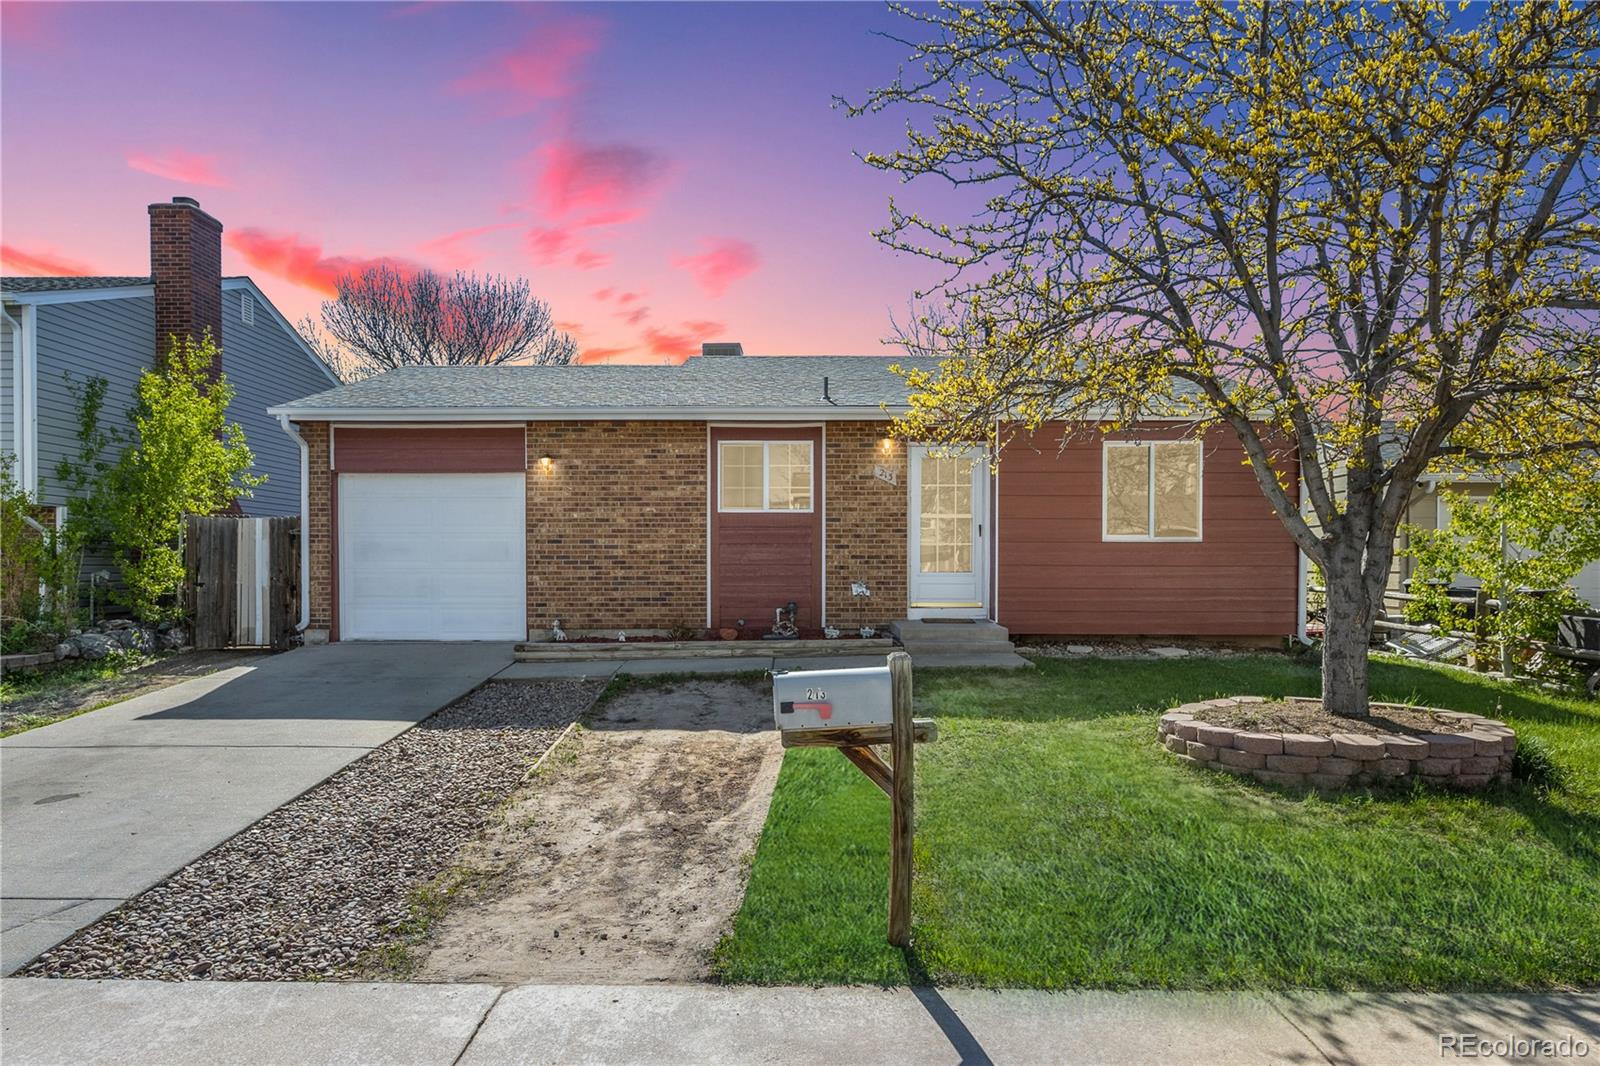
(1321, 548), (1374, 717)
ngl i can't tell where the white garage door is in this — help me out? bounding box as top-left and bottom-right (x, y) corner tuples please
(339, 473), (525, 640)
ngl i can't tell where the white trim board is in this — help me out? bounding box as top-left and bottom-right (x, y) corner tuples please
(1, 284), (154, 305)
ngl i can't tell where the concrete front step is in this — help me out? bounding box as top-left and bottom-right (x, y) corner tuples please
(889, 619), (1012, 645)
(910, 650), (1034, 669)
(895, 640), (1022, 657)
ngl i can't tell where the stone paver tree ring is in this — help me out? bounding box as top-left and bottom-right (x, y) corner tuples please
(1158, 697), (1516, 791)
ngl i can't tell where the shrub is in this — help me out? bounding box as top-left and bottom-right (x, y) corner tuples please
(1512, 733), (1566, 794)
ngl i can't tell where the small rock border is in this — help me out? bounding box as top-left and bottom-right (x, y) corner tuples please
(1159, 696), (1517, 791)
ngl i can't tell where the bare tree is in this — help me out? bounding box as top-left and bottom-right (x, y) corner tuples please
(316, 266), (575, 379)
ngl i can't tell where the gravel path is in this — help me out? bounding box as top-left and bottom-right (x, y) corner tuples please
(19, 679), (600, 982)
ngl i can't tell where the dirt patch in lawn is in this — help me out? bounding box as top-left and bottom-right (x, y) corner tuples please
(1196, 699), (1483, 736)
(408, 678), (781, 985)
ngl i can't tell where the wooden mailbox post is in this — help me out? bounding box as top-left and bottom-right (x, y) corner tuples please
(777, 650), (934, 947)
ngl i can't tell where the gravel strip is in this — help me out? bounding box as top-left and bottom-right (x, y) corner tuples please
(19, 679), (600, 981)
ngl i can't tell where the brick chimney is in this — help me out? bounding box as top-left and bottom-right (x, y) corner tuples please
(148, 196), (224, 368)
(700, 342), (744, 358)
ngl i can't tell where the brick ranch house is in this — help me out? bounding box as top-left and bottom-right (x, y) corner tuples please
(268, 343), (1301, 644)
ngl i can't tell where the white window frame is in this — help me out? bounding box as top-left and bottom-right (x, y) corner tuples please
(716, 439), (815, 513)
(1101, 440), (1204, 542)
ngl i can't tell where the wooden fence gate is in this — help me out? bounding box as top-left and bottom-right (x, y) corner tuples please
(185, 515), (299, 651)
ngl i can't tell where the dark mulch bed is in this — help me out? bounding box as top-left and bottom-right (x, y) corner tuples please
(1197, 699), (1488, 737)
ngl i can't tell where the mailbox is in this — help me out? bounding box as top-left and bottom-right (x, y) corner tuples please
(772, 662), (893, 733)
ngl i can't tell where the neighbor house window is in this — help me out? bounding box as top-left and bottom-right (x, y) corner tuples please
(1103, 440), (1202, 540)
(718, 441), (813, 512)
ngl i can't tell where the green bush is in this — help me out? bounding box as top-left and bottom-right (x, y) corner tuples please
(1512, 733), (1566, 794)
(0, 618), (57, 656)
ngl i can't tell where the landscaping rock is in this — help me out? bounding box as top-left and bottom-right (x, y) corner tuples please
(67, 633), (113, 660)
(1281, 733), (1335, 757)
(1150, 646), (1189, 658)
(160, 627), (188, 650)
(1185, 741), (1218, 761)
(1252, 769), (1306, 788)
(1194, 724), (1240, 747)
(1383, 735), (1430, 759)
(54, 643), (73, 660)
(1317, 757), (1360, 776)
(1464, 731), (1508, 757)
(21, 679), (600, 982)
(1421, 733), (1475, 759)
(1216, 747), (1265, 770)
(1234, 732), (1284, 755)
(1330, 733), (1386, 761)
(1265, 754), (1320, 774)
(1064, 644), (1094, 654)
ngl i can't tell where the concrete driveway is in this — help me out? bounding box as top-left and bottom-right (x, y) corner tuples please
(0, 642), (513, 974)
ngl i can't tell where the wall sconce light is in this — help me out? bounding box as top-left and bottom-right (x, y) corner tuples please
(538, 455), (554, 471)
(879, 438), (894, 454)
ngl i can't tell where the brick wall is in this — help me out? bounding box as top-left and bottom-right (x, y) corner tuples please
(824, 421), (908, 628)
(527, 421), (707, 632)
(148, 199), (224, 367)
(298, 422), (333, 632)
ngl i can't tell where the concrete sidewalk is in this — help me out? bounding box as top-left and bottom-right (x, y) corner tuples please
(1, 980), (1596, 1065)
(0, 642), (513, 974)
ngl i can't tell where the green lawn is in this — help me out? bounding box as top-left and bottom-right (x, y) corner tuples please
(712, 653), (1600, 990)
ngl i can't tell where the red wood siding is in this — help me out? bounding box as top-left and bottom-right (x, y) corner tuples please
(333, 426), (525, 473)
(710, 426), (822, 630)
(997, 424), (1298, 637)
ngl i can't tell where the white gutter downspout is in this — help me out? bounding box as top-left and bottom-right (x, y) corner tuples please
(277, 413), (311, 633)
(1295, 473), (1311, 644)
(3, 306), (21, 471)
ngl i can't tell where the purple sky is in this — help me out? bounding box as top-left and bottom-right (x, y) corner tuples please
(1, 1), (966, 362)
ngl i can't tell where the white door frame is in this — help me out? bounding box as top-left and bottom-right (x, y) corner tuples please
(906, 445), (990, 619)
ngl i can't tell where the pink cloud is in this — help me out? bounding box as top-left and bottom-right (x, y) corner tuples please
(617, 306), (649, 326)
(572, 248), (610, 270)
(227, 228), (418, 297)
(126, 151), (231, 188)
(0, 3), (61, 46)
(525, 226), (573, 264)
(449, 16), (602, 113)
(535, 139), (669, 226)
(577, 345), (635, 364)
(671, 238), (760, 297)
(419, 223), (513, 268)
(643, 321), (725, 363)
(0, 243), (94, 276)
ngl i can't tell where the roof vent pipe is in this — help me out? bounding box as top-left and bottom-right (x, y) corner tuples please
(823, 376), (831, 403)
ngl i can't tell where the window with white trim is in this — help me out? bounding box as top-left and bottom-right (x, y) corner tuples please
(718, 440), (814, 512)
(1103, 440), (1202, 540)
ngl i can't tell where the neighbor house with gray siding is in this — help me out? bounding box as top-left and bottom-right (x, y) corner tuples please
(2, 197), (338, 522)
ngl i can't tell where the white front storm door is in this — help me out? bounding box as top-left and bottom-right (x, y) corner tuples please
(907, 446), (990, 619)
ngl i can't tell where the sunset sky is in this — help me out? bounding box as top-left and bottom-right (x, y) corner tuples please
(0, 1), (967, 362)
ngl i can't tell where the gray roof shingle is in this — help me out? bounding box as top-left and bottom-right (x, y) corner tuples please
(271, 355), (950, 416)
(1, 275), (152, 295)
